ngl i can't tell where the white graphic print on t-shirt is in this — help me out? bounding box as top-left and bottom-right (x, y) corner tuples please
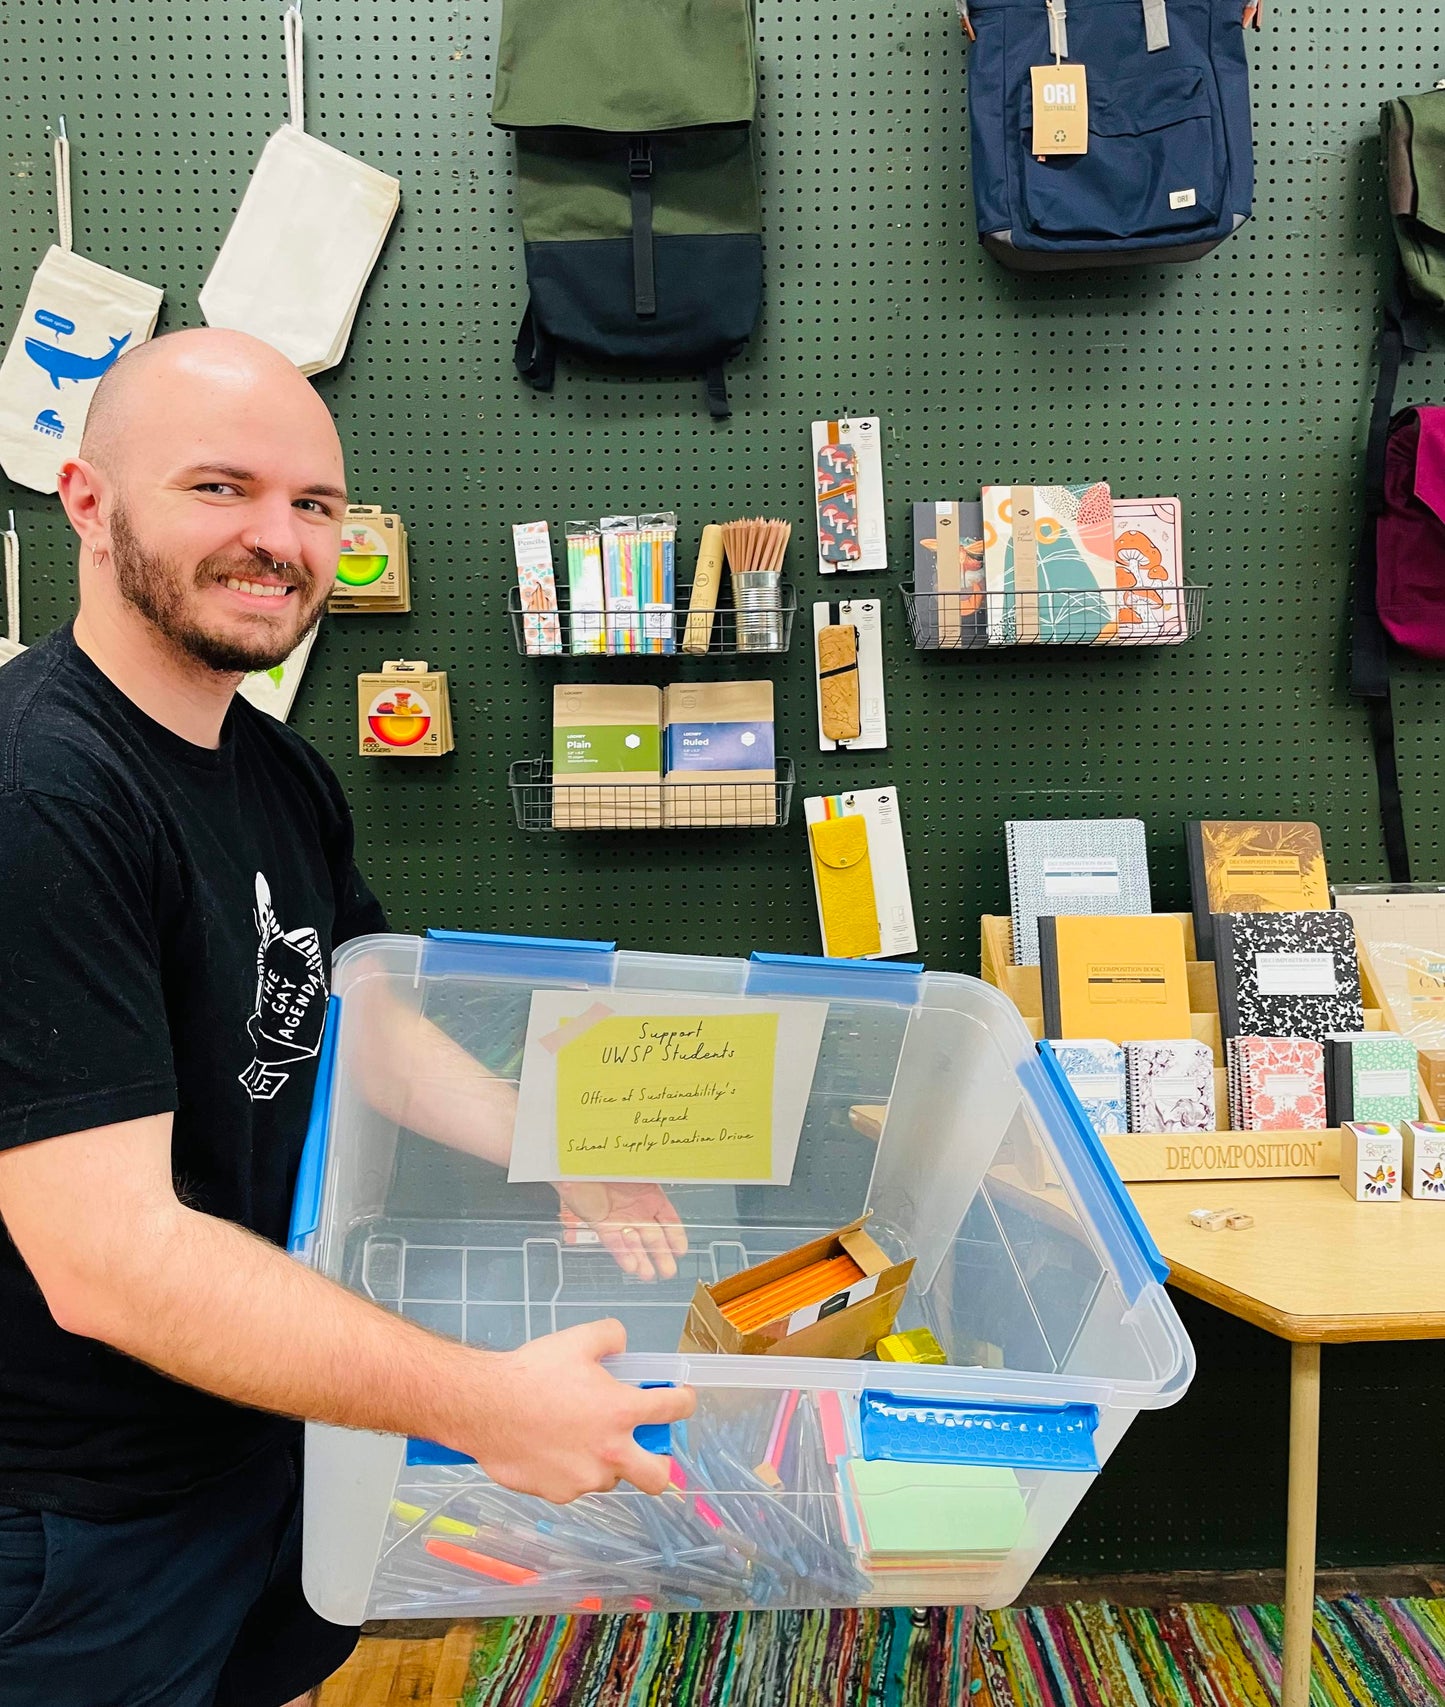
(238, 871), (328, 1102)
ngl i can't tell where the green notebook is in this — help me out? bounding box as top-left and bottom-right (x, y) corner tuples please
(843, 1461), (1027, 1556)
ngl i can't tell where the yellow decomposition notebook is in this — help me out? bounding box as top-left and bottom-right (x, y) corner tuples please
(1039, 913), (1191, 1042)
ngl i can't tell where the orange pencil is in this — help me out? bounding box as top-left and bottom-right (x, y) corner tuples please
(723, 1254), (859, 1320)
(727, 1256), (861, 1323)
(424, 1539), (539, 1584)
(725, 1257), (863, 1329)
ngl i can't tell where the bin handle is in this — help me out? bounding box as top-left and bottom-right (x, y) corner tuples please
(858, 1390), (1100, 1471)
(287, 995), (341, 1255)
(406, 1382), (674, 1470)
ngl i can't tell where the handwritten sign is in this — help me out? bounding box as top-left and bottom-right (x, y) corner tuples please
(555, 1012), (777, 1179)
(508, 992), (827, 1185)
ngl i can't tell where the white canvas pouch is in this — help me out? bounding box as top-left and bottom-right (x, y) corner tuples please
(1, 518), (25, 667)
(0, 129), (164, 494)
(200, 8), (400, 376)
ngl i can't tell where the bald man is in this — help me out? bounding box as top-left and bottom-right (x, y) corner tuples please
(0, 330), (691, 1707)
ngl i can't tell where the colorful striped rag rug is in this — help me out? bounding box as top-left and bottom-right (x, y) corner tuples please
(463, 1606), (974, 1705)
(975, 1597), (1445, 1706)
(460, 1597), (1445, 1706)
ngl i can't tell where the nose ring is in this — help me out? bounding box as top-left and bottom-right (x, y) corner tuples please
(253, 535), (296, 573)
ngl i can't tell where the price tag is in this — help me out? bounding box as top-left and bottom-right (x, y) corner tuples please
(1030, 63), (1089, 156)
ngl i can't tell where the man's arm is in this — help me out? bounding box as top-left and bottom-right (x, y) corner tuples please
(0, 1113), (693, 1503)
(348, 975), (689, 1281)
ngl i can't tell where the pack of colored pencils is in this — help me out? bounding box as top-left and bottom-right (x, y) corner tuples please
(564, 521), (606, 655)
(599, 512), (676, 656)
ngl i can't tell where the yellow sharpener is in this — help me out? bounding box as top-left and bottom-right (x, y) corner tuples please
(876, 1328), (946, 1365)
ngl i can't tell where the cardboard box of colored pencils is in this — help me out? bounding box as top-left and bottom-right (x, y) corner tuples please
(680, 1217), (914, 1360)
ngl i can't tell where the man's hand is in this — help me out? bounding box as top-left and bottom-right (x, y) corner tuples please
(465, 1319), (696, 1500)
(0, 1116), (697, 1507)
(350, 989), (691, 1283)
(554, 1181), (690, 1281)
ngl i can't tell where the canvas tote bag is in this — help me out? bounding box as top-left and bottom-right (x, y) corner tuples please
(200, 7), (400, 376)
(0, 517), (23, 668)
(0, 125), (163, 494)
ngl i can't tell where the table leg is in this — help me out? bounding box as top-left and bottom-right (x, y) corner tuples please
(1282, 1341), (1321, 1707)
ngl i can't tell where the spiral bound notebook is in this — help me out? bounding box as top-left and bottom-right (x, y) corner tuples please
(1214, 910), (1363, 1043)
(1228, 1035), (1328, 1131)
(1006, 818), (1152, 967)
(1125, 1039), (1216, 1133)
(1051, 1041), (1127, 1137)
(1324, 1033), (1418, 1126)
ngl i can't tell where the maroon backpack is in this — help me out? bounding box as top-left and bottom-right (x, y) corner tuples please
(1377, 406), (1445, 658)
(1351, 284), (1442, 883)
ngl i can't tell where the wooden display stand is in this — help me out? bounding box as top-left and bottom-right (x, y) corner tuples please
(979, 914), (1432, 1182)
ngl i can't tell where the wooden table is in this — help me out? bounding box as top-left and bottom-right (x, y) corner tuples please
(1129, 1178), (1445, 1707)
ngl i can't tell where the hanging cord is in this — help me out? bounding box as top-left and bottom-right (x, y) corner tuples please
(1045, 0), (1068, 61)
(4, 514), (20, 648)
(54, 116), (72, 251)
(285, 4), (305, 131)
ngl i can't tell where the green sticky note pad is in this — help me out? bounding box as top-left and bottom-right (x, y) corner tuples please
(844, 1462), (1027, 1556)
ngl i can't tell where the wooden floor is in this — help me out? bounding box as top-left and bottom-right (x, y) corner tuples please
(316, 1622), (478, 1707)
(315, 1568), (1445, 1707)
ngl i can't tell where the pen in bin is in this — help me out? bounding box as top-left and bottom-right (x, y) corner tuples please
(420, 1532), (738, 1599)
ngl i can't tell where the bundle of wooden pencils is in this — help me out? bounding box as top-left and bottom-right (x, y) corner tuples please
(721, 516), (792, 577)
(719, 1253), (865, 1333)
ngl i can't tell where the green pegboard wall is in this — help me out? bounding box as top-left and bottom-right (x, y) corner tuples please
(5, 0), (1444, 1574)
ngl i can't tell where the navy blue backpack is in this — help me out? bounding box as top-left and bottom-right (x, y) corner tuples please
(960, 0), (1259, 269)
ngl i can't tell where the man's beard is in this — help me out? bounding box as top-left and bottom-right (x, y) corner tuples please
(109, 505), (328, 673)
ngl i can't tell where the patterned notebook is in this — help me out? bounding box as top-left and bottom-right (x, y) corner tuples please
(1228, 1036), (1328, 1131)
(1187, 820), (1330, 959)
(982, 483), (1116, 644)
(1053, 1041), (1127, 1138)
(1111, 499), (1185, 644)
(1325, 1033), (1418, 1126)
(912, 501), (986, 648)
(1214, 911), (1363, 1044)
(1006, 818), (1152, 967)
(1125, 1039), (1216, 1134)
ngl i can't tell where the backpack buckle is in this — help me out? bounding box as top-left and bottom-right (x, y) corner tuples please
(629, 139), (653, 181)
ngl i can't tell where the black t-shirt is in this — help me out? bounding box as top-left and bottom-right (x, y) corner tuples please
(0, 626), (388, 1518)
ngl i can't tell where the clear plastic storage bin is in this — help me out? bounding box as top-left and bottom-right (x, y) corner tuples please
(293, 932), (1192, 1624)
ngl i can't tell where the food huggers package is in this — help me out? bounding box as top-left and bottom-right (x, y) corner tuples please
(199, 7), (399, 376)
(0, 128), (163, 494)
(1, 518), (23, 667)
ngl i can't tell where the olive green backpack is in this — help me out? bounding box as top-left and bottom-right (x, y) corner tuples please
(1352, 87), (1445, 880)
(1384, 89), (1445, 314)
(490, 0), (762, 419)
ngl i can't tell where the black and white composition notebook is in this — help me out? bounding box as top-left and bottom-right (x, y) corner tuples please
(1005, 819), (1152, 966)
(1214, 910), (1364, 1043)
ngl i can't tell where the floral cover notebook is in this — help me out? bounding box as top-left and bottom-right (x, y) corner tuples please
(1126, 1039), (1216, 1133)
(1228, 1035), (1328, 1131)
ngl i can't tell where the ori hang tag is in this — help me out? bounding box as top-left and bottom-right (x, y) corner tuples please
(1030, 63), (1089, 157)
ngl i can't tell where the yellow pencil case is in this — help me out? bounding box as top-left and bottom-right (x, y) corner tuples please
(809, 815), (881, 959)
